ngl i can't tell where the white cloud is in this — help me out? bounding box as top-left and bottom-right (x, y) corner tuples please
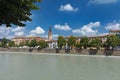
(11, 27), (25, 37)
(11, 27), (25, 32)
(105, 22), (120, 30)
(30, 26), (45, 36)
(88, 0), (118, 4)
(0, 26), (46, 39)
(60, 4), (78, 12)
(0, 25), (11, 38)
(99, 33), (109, 36)
(54, 23), (72, 31)
(0, 26), (26, 38)
(15, 32), (24, 36)
(52, 34), (59, 39)
(72, 22), (100, 36)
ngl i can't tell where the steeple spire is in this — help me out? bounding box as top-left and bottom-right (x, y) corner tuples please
(48, 27), (52, 40)
(49, 26), (52, 33)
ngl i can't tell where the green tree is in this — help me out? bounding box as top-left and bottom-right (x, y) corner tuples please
(38, 40), (48, 49)
(1, 37), (8, 47)
(67, 36), (76, 49)
(0, 0), (40, 27)
(89, 38), (102, 49)
(57, 36), (66, 49)
(0, 44), (2, 47)
(80, 37), (89, 49)
(19, 42), (24, 47)
(8, 41), (15, 47)
(25, 40), (30, 46)
(75, 42), (81, 49)
(105, 35), (120, 49)
(30, 39), (37, 47)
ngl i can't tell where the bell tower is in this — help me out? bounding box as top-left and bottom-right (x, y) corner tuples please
(48, 27), (52, 40)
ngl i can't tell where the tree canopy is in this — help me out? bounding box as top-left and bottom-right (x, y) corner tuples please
(19, 42), (24, 46)
(0, 0), (40, 27)
(25, 40), (30, 46)
(89, 38), (102, 49)
(30, 39), (37, 47)
(105, 35), (120, 48)
(75, 42), (81, 49)
(8, 41), (15, 47)
(80, 37), (89, 49)
(38, 40), (48, 49)
(67, 36), (76, 49)
(57, 36), (66, 49)
(1, 37), (8, 47)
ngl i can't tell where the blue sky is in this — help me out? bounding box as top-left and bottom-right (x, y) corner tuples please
(0, 0), (120, 39)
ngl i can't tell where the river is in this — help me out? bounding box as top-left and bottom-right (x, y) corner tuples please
(0, 52), (120, 80)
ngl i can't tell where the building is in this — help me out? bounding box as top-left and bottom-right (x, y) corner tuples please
(26, 36), (45, 42)
(48, 27), (52, 40)
(12, 37), (25, 45)
(47, 27), (58, 48)
(88, 35), (108, 43)
(12, 28), (120, 48)
(65, 34), (108, 47)
(109, 30), (120, 35)
(47, 40), (57, 49)
(12, 36), (46, 45)
(12, 27), (58, 48)
(109, 30), (120, 38)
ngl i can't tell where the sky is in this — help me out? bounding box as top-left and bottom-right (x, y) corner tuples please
(1, 0), (120, 39)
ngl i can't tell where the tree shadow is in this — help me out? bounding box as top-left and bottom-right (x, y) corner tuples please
(56, 48), (60, 53)
(29, 48), (33, 52)
(76, 49), (82, 54)
(65, 49), (70, 53)
(89, 49), (98, 55)
(37, 47), (43, 52)
(104, 48), (114, 56)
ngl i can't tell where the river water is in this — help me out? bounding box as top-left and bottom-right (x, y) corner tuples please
(0, 53), (120, 80)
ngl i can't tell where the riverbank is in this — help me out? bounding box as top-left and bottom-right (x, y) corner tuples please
(1, 51), (120, 59)
(0, 47), (120, 56)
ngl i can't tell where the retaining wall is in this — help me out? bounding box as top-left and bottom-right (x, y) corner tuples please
(0, 48), (120, 56)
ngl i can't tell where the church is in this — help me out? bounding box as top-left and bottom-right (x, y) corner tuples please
(46, 27), (58, 49)
(11, 27), (58, 49)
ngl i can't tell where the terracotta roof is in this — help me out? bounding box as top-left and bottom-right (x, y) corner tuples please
(65, 35), (108, 39)
(12, 36), (25, 39)
(12, 36), (48, 41)
(89, 35), (108, 38)
(65, 36), (83, 39)
(12, 36), (41, 39)
(109, 30), (120, 32)
(46, 40), (57, 42)
(27, 36), (41, 38)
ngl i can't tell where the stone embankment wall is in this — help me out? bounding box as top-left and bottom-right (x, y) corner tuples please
(0, 48), (120, 56)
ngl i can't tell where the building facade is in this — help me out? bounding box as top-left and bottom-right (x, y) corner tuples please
(46, 40), (57, 49)
(48, 27), (52, 40)
(47, 27), (58, 48)
(12, 27), (58, 48)
(109, 30), (120, 38)
(88, 35), (108, 43)
(12, 36), (46, 45)
(12, 37), (25, 45)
